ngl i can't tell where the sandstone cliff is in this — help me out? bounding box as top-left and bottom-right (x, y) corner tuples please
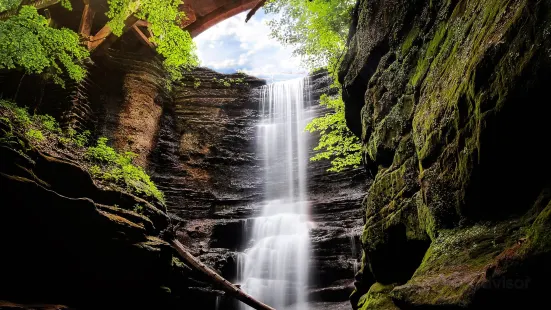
(340, 0), (551, 308)
(0, 48), (366, 308)
(145, 68), (367, 308)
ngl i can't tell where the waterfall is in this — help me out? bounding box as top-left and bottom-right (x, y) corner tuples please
(239, 78), (311, 310)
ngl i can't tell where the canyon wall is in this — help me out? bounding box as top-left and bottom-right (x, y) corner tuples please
(146, 68), (367, 308)
(340, 0), (551, 308)
(0, 49), (365, 309)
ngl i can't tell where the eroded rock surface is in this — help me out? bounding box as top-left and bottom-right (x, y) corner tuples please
(0, 142), (176, 308)
(340, 0), (551, 308)
(144, 69), (367, 308)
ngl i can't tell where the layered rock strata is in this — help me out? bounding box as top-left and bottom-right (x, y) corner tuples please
(0, 52), (367, 309)
(147, 69), (367, 307)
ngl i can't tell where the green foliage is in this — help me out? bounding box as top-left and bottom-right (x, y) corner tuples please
(265, 0), (354, 80)
(212, 76), (245, 87)
(0, 100), (31, 126)
(25, 128), (44, 142)
(0, 0), (21, 12)
(33, 114), (61, 134)
(305, 93), (361, 172)
(89, 165), (102, 176)
(67, 128), (90, 147)
(133, 204), (144, 214)
(106, 0), (198, 80)
(86, 137), (119, 163)
(1, 100), (64, 146)
(1, 100), (164, 203)
(87, 137), (165, 203)
(0, 100), (57, 146)
(266, 0), (361, 172)
(60, 0), (72, 11)
(193, 80), (201, 88)
(0, 6), (89, 86)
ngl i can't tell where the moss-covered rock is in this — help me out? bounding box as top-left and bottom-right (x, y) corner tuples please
(0, 110), (215, 308)
(340, 0), (551, 308)
(357, 283), (399, 310)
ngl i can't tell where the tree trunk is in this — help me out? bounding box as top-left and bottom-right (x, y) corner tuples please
(171, 239), (276, 310)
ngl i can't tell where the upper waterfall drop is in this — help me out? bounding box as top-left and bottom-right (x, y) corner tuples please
(239, 77), (312, 310)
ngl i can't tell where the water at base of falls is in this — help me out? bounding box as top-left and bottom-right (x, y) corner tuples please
(238, 78), (311, 310)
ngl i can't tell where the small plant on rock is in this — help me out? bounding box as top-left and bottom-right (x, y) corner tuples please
(33, 114), (61, 134)
(25, 129), (44, 142)
(86, 137), (165, 203)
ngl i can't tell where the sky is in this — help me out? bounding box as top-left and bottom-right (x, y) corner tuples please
(193, 9), (307, 83)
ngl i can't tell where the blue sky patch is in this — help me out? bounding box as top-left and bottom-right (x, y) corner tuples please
(194, 9), (307, 83)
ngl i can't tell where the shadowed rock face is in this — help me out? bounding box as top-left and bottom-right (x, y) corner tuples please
(0, 132), (174, 309)
(340, 0), (551, 309)
(305, 72), (367, 302)
(0, 48), (366, 310)
(148, 67), (266, 268)
(145, 69), (367, 307)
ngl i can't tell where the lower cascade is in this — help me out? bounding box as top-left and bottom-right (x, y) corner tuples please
(239, 78), (312, 310)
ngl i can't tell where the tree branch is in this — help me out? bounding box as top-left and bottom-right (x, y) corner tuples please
(171, 239), (276, 310)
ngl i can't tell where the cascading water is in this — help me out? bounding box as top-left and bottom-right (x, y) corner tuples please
(238, 78), (311, 310)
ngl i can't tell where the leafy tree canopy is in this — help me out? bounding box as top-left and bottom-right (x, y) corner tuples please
(107, 0), (198, 80)
(0, 0), (197, 86)
(265, 0), (354, 80)
(0, 6), (89, 86)
(266, 0), (361, 172)
(0, 0), (21, 12)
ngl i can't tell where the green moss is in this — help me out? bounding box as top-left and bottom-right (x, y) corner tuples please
(391, 220), (526, 306)
(358, 283), (399, 310)
(411, 24), (448, 86)
(525, 203), (551, 254)
(401, 26), (420, 56)
(413, 223), (512, 277)
(353, 0), (547, 306)
(416, 194), (437, 240)
(0, 100), (165, 205)
(409, 0), (534, 221)
(391, 277), (472, 307)
(25, 129), (44, 142)
(367, 94), (415, 162)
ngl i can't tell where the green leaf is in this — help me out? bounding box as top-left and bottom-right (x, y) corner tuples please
(0, 6), (89, 86)
(107, 0), (198, 80)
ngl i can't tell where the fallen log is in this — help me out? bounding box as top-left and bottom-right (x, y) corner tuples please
(171, 239), (276, 310)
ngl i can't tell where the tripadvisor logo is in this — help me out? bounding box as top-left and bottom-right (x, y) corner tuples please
(483, 277), (531, 290)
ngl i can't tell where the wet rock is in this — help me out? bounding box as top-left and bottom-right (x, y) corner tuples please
(340, 0), (551, 308)
(145, 68), (367, 305)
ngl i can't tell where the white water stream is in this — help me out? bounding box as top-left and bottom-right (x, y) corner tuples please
(238, 78), (311, 310)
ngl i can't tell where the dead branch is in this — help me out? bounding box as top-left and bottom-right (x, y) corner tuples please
(171, 239), (276, 310)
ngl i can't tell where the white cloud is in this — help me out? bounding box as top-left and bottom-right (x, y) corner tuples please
(194, 10), (307, 82)
(209, 59), (237, 70)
